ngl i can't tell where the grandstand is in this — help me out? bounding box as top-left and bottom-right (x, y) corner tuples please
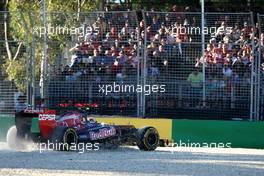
(0, 2), (263, 121)
(43, 10), (262, 120)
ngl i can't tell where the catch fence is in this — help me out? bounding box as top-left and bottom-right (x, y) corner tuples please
(1, 11), (263, 121)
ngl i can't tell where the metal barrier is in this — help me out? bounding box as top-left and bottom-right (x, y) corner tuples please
(0, 11), (29, 114)
(143, 12), (256, 119)
(43, 11), (141, 116)
(0, 11), (262, 120)
(39, 11), (260, 120)
(258, 14), (264, 121)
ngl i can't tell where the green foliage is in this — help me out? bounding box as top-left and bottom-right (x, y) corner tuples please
(3, 0), (97, 92)
(131, 0), (171, 11)
(4, 58), (27, 92)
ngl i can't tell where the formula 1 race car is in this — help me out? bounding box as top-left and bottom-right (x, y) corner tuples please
(6, 104), (160, 151)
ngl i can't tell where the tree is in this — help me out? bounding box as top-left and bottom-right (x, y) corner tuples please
(2, 0), (97, 93)
(2, 0), (29, 92)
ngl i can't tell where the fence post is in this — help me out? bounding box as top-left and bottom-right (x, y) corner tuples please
(201, 3), (206, 107)
(250, 12), (259, 121)
(250, 13), (254, 121)
(142, 10), (147, 117)
(20, 11), (30, 106)
(257, 13), (262, 121)
(42, 0), (47, 104)
(135, 11), (141, 117)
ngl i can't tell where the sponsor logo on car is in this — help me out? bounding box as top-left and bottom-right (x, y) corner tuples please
(89, 127), (116, 140)
(39, 113), (56, 120)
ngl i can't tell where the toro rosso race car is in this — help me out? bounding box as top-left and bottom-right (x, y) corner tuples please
(6, 104), (160, 151)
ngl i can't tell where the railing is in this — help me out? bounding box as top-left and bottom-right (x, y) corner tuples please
(31, 11), (261, 120)
(46, 78), (251, 119)
(0, 80), (18, 115)
(0, 11), (263, 120)
(142, 11), (255, 119)
(258, 14), (264, 121)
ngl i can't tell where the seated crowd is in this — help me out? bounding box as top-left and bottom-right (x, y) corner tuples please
(49, 6), (264, 111)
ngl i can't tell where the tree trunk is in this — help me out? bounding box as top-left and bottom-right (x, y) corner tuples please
(77, 0), (81, 21)
(3, 0), (12, 60)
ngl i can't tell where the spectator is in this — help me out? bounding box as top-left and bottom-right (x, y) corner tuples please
(117, 50), (128, 65)
(187, 69), (203, 108)
(85, 26), (98, 42)
(15, 95), (27, 112)
(103, 32), (114, 49)
(129, 50), (139, 68)
(223, 63), (233, 78)
(110, 26), (118, 40)
(93, 16), (107, 36)
(187, 69), (203, 88)
(121, 21), (134, 36)
(260, 33), (264, 47)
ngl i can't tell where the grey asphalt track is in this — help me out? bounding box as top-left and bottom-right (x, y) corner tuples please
(0, 142), (264, 176)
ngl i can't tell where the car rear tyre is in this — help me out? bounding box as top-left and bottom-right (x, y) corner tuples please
(51, 126), (78, 151)
(6, 126), (26, 150)
(137, 127), (159, 151)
